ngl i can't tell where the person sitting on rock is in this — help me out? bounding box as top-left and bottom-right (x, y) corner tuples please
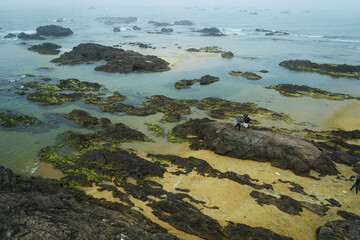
(350, 175), (360, 194)
(243, 114), (251, 129)
(234, 115), (242, 130)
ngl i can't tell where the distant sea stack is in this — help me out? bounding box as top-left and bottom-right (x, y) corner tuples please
(36, 25), (73, 37)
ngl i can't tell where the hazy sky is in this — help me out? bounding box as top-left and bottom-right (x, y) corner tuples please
(2, 0), (360, 11)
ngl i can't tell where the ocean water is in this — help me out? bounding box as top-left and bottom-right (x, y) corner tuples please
(0, 4), (359, 173)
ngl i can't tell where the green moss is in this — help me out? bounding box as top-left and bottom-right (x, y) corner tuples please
(174, 79), (199, 89)
(0, 111), (41, 127)
(148, 124), (164, 135)
(167, 130), (188, 143)
(229, 71), (262, 80)
(198, 46), (226, 53)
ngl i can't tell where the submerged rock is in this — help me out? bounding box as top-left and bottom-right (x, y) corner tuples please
(171, 118), (341, 176)
(0, 111), (41, 127)
(36, 25), (73, 37)
(174, 75), (219, 89)
(229, 71), (262, 80)
(265, 31), (289, 36)
(266, 84), (357, 100)
(51, 43), (170, 73)
(132, 26), (141, 30)
(279, 60), (360, 80)
(4, 33), (16, 39)
(160, 28), (173, 33)
(28, 42), (62, 55)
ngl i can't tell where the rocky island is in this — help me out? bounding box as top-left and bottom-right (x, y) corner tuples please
(280, 60), (360, 79)
(51, 43), (170, 73)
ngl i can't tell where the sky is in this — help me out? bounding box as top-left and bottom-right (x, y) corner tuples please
(1, 0), (360, 11)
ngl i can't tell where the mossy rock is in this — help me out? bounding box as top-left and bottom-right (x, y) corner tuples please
(229, 71), (262, 80)
(260, 70), (269, 73)
(148, 124), (164, 135)
(26, 91), (86, 105)
(279, 60), (360, 80)
(60, 109), (111, 127)
(266, 84), (356, 101)
(0, 111), (41, 127)
(174, 79), (199, 89)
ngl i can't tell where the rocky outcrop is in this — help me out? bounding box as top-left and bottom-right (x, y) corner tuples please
(18, 32), (45, 40)
(266, 84), (356, 100)
(4, 33), (16, 38)
(173, 20), (194, 25)
(28, 42), (62, 55)
(148, 21), (172, 27)
(132, 26), (141, 30)
(317, 212), (360, 240)
(0, 110), (41, 127)
(195, 27), (225, 36)
(60, 109), (111, 127)
(161, 28), (173, 33)
(229, 71), (262, 80)
(171, 118), (342, 176)
(113, 27), (121, 32)
(36, 25), (73, 37)
(199, 75), (220, 85)
(51, 43), (170, 73)
(221, 51), (234, 58)
(96, 16), (137, 24)
(279, 60), (360, 80)
(0, 166), (179, 240)
(174, 75), (220, 89)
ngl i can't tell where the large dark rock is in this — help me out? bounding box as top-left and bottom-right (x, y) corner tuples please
(60, 109), (111, 127)
(36, 25), (73, 37)
(4, 33), (16, 39)
(195, 27), (225, 36)
(148, 21), (172, 27)
(28, 42), (62, 55)
(52, 43), (170, 73)
(171, 118), (341, 176)
(317, 219), (360, 240)
(18, 32), (45, 40)
(161, 28), (173, 33)
(279, 60), (360, 80)
(174, 20), (194, 25)
(199, 75), (220, 85)
(0, 166), (179, 240)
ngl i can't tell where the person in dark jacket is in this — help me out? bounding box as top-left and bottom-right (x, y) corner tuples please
(234, 116), (242, 130)
(350, 175), (360, 194)
(243, 114), (251, 129)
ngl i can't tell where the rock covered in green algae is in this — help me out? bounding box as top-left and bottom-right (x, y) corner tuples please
(148, 124), (164, 135)
(0, 111), (41, 127)
(60, 109), (111, 127)
(26, 91), (87, 105)
(84, 91), (126, 105)
(266, 84), (357, 100)
(279, 59), (360, 79)
(186, 46), (226, 53)
(174, 79), (199, 89)
(51, 43), (170, 73)
(23, 78), (102, 92)
(221, 51), (234, 58)
(174, 75), (219, 89)
(196, 97), (292, 122)
(229, 71), (262, 80)
(28, 42), (62, 55)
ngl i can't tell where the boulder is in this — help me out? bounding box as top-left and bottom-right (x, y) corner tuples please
(199, 75), (220, 85)
(173, 20), (194, 25)
(4, 33), (16, 38)
(36, 25), (73, 37)
(18, 32), (45, 40)
(113, 27), (121, 32)
(161, 28), (173, 33)
(221, 51), (234, 58)
(171, 118), (341, 176)
(195, 27), (225, 36)
(28, 42), (62, 55)
(148, 21), (172, 27)
(132, 26), (141, 30)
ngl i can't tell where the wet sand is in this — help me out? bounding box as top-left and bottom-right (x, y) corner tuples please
(32, 162), (66, 179)
(321, 101), (360, 130)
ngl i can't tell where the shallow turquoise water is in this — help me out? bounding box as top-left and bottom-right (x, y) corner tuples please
(0, 4), (359, 173)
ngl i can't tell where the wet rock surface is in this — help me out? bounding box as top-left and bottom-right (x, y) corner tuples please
(0, 110), (41, 127)
(174, 75), (219, 89)
(52, 43), (170, 73)
(194, 27), (225, 36)
(36, 25), (73, 36)
(221, 51), (234, 58)
(60, 109), (111, 127)
(18, 32), (45, 40)
(279, 60), (360, 80)
(266, 84), (357, 100)
(229, 71), (262, 80)
(171, 118), (342, 176)
(0, 166), (179, 240)
(28, 42), (62, 55)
